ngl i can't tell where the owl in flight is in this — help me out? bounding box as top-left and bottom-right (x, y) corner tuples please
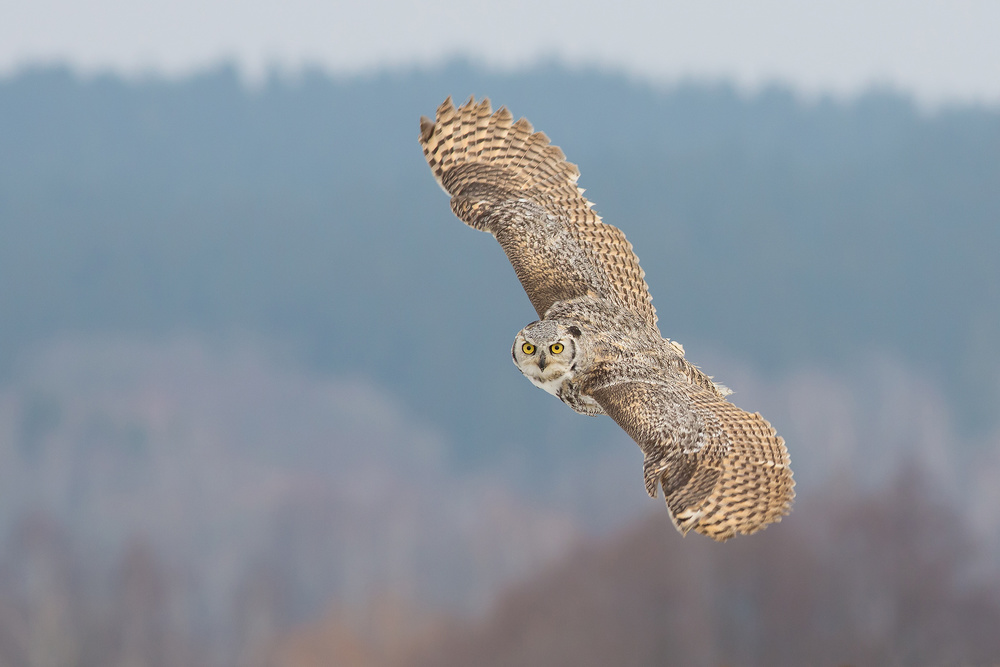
(419, 97), (793, 541)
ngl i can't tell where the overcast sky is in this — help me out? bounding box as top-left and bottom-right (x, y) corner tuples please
(3, 0), (999, 106)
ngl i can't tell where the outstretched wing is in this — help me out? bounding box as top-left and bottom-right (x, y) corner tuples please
(419, 96), (658, 329)
(590, 373), (794, 541)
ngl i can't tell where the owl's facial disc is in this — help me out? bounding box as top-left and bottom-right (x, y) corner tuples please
(512, 321), (578, 397)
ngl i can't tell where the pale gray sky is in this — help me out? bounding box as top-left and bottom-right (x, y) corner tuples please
(3, 0), (999, 105)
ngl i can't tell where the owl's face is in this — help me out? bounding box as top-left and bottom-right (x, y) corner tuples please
(512, 320), (582, 398)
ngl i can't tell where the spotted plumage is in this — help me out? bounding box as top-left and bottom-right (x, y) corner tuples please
(420, 97), (794, 541)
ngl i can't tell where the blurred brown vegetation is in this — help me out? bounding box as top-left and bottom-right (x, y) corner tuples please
(0, 340), (998, 667)
(395, 468), (1000, 667)
(270, 596), (451, 667)
(0, 338), (581, 667)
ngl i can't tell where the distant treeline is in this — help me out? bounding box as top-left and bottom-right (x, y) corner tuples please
(1, 62), (998, 463)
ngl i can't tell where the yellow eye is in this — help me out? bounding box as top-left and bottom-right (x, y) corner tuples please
(550, 343), (564, 354)
(521, 342), (536, 355)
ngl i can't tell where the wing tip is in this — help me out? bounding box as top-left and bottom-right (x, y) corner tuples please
(418, 95), (582, 197)
(662, 459), (795, 543)
(419, 115), (435, 143)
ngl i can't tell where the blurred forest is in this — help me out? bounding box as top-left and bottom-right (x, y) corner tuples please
(0, 62), (998, 665)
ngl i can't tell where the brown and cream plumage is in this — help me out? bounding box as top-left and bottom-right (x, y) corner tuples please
(419, 96), (793, 541)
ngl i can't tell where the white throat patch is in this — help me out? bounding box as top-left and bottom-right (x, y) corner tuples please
(526, 373), (563, 397)
(522, 365), (571, 398)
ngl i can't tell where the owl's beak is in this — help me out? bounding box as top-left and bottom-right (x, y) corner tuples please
(537, 351), (547, 371)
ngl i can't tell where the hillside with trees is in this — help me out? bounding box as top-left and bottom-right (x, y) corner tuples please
(0, 62), (998, 665)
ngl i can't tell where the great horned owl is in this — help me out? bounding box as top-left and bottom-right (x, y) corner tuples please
(419, 97), (794, 541)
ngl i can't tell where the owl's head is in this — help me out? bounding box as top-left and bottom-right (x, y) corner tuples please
(512, 320), (583, 396)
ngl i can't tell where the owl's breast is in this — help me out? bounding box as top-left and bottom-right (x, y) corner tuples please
(556, 378), (606, 416)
